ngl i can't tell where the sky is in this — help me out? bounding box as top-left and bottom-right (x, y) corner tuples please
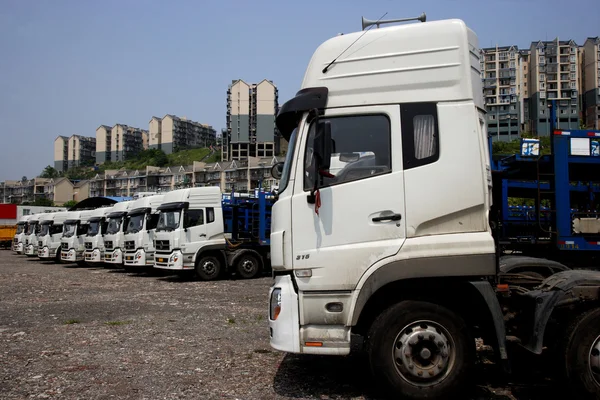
(0, 0), (598, 181)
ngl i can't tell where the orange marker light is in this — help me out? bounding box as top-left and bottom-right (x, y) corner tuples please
(305, 342), (323, 347)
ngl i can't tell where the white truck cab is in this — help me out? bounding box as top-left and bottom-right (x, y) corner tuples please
(153, 187), (225, 279)
(102, 201), (132, 265)
(60, 210), (93, 263)
(37, 211), (71, 261)
(83, 206), (114, 263)
(24, 214), (43, 257)
(13, 215), (31, 254)
(268, 16), (494, 399)
(122, 194), (165, 269)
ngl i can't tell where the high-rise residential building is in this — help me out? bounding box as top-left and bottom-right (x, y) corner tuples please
(110, 124), (147, 162)
(480, 46), (521, 141)
(519, 50), (531, 133)
(528, 39), (580, 135)
(54, 136), (69, 172)
(95, 125), (112, 164)
(149, 114), (216, 154)
(67, 135), (96, 169)
(583, 37), (600, 129)
(224, 79), (280, 161)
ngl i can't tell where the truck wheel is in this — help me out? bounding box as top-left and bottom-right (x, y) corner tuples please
(561, 307), (600, 398)
(195, 255), (221, 281)
(366, 300), (474, 400)
(235, 254), (261, 279)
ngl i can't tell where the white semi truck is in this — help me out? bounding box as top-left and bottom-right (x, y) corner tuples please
(83, 206), (114, 264)
(102, 201), (132, 265)
(122, 194), (164, 270)
(13, 215), (32, 254)
(23, 213), (43, 257)
(267, 15), (600, 399)
(37, 211), (71, 261)
(60, 210), (93, 264)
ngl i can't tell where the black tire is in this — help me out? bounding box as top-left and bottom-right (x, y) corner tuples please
(235, 253), (261, 279)
(560, 307), (600, 399)
(366, 300), (475, 400)
(195, 255), (221, 281)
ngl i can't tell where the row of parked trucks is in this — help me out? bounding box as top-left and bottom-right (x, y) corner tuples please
(12, 187), (274, 280)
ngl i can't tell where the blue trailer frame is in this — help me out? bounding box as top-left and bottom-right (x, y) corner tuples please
(490, 100), (600, 262)
(221, 190), (274, 247)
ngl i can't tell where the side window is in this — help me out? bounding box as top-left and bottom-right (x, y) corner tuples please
(303, 114), (391, 190)
(206, 208), (215, 224)
(184, 209), (204, 228)
(51, 225), (63, 235)
(77, 224), (89, 235)
(401, 102), (439, 169)
(147, 214), (160, 230)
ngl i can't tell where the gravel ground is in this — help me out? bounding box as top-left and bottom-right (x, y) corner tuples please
(0, 252), (563, 399)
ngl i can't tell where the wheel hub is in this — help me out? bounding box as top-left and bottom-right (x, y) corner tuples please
(202, 261), (215, 275)
(589, 334), (600, 385)
(393, 320), (455, 386)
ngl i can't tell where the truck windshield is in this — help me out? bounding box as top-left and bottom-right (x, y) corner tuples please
(34, 223), (41, 234)
(88, 221), (101, 236)
(278, 127), (298, 195)
(26, 222), (37, 235)
(63, 223), (77, 238)
(106, 217), (123, 234)
(157, 210), (181, 231)
(39, 223), (51, 236)
(125, 213), (145, 234)
(16, 224), (24, 234)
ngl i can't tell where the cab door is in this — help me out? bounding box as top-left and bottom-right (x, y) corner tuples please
(290, 105), (406, 291)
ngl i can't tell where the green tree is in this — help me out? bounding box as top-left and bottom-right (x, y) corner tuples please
(33, 197), (54, 206)
(40, 165), (59, 179)
(63, 200), (78, 208)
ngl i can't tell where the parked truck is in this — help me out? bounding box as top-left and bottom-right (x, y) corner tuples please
(153, 187), (272, 280)
(102, 201), (132, 266)
(122, 194), (164, 270)
(13, 215), (31, 254)
(23, 213), (43, 257)
(83, 206), (114, 264)
(267, 15), (600, 399)
(37, 211), (71, 262)
(60, 210), (93, 264)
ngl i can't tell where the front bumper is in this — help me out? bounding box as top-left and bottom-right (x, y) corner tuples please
(269, 274), (301, 354)
(153, 251), (191, 270)
(61, 248), (82, 262)
(104, 248), (123, 264)
(25, 244), (37, 257)
(124, 249), (153, 266)
(14, 242), (23, 254)
(84, 249), (103, 263)
(38, 246), (52, 259)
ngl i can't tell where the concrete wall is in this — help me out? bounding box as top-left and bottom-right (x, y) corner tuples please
(95, 126), (111, 164)
(53, 179), (73, 206)
(149, 118), (161, 149)
(53, 137), (67, 172)
(229, 80), (250, 143)
(161, 116), (174, 149)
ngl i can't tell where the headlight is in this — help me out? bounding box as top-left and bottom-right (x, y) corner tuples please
(169, 253), (179, 263)
(270, 288), (282, 320)
(136, 252), (143, 260)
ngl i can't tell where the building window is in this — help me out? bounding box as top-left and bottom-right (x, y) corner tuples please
(570, 81), (576, 89)
(303, 114), (392, 190)
(540, 73), (545, 81)
(510, 61), (516, 68)
(571, 73), (576, 80)
(571, 64), (576, 72)
(539, 56), (545, 64)
(540, 82), (546, 90)
(570, 55), (576, 63)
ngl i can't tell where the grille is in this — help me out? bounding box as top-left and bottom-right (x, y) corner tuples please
(155, 240), (170, 252)
(13, 238), (18, 243)
(26, 239), (29, 245)
(85, 242), (92, 250)
(124, 241), (135, 251)
(38, 241), (43, 247)
(61, 242), (68, 250)
(104, 241), (113, 250)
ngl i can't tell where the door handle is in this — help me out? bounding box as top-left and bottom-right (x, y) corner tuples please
(199, 234), (206, 237)
(372, 213), (402, 222)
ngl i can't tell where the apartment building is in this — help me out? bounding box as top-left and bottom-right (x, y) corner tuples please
(224, 79), (280, 161)
(95, 125), (112, 164)
(149, 114), (216, 154)
(583, 37), (600, 129)
(54, 136), (69, 172)
(480, 46), (521, 141)
(529, 39), (580, 135)
(68, 135), (96, 169)
(94, 124), (147, 164)
(519, 50), (531, 132)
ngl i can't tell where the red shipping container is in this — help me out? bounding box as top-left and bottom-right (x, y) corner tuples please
(0, 204), (17, 219)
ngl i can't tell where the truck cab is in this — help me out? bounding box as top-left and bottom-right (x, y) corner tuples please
(83, 206), (113, 263)
(24, 214), (43, 257)
(38, 211), (70, 261)
(123, 194), (164, 269)
(102, 201), (132, 265)
(153, 187), (226, 279)
(13, 215), (31, 254)
(60, 210), (93, 263)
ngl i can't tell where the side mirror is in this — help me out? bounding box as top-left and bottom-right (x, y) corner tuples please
(270, 162), (284, 179)
(313, 121), (332, 170)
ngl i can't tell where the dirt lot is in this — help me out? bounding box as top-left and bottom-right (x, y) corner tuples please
(0, 252), (562, 399)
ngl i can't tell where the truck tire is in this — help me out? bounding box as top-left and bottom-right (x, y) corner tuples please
(561, 307), (600, 398)
(366, 300), (475, 400)
(235, 253), (261, 279)
(195, 255), (221, 281)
